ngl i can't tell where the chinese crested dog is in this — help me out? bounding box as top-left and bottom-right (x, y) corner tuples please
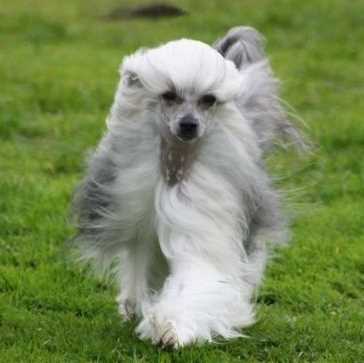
(72, 26), (305, 348)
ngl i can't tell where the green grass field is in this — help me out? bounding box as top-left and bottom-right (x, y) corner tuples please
(1, 0), (363, 361)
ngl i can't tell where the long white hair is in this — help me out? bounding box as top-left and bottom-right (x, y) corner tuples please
(72, 26), (305, 347)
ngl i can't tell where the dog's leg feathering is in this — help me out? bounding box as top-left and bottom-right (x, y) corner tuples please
(135, 178), (262, 347)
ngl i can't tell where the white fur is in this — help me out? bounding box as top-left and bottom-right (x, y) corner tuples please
(73, 28), (303, 348)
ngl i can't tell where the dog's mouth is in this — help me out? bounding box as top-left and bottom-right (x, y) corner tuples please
(169, 127), (200, 144)
(175, 134), (199, 143)
(162, 119), (204, 145)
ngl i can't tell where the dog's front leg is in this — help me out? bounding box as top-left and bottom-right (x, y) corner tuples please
(136, 252), (255, 348)
(117, 233), (170, 322)
(133, 180), (258, 348)
(116, 245), (148, 320)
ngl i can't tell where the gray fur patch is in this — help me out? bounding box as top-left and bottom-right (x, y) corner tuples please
(72, 152), (117, 228)
(213, 26), (266, 69)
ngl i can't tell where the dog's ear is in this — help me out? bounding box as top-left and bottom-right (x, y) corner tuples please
(123, 71), (143, 88)
(213, 26), (266, 69)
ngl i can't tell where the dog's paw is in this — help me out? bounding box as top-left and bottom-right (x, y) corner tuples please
(160, 325), (179, 348)
(136, 313), (195, 349)
(117, 298), (136, 321)
(153, 318), (180, 349)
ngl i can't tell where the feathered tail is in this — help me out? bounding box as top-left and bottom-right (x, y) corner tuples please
(214, 26), (308, 153)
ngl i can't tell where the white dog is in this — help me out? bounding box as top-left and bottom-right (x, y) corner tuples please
(72, 26), (305, 348)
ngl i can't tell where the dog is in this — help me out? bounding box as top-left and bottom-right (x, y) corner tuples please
(72, 26), (305, 348)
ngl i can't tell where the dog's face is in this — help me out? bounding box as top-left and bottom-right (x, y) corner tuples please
(158, 89), (218, 142)
(119, 39), (242, 143)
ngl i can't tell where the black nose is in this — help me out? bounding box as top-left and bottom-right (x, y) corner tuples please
(178, 114), (198, 141)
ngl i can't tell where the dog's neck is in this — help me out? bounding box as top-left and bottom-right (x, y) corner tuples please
(160, 138), (198, 186)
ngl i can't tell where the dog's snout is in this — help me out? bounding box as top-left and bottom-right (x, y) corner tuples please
(178, 114), (199, 141)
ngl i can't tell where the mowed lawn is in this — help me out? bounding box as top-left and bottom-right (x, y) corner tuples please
(1, 0), (363, 362)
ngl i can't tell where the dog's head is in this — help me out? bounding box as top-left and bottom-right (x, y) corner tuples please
(118, 39), (242, 143)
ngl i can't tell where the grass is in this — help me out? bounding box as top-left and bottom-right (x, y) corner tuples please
(1, 0), (363, 361)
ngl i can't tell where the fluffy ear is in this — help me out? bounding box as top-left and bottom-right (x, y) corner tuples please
(122, 70), (143, 88)
(213, 26), (266, 69)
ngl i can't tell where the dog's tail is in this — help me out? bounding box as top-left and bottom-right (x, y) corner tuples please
(214, 26), (308, 153)
(214, 26), (266, 69)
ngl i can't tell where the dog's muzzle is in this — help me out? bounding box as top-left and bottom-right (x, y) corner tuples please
(177, 114), (199, 141)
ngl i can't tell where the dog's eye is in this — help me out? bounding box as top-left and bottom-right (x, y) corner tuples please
(199, 94), (217, 108)
(161, 91), (178, 103)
